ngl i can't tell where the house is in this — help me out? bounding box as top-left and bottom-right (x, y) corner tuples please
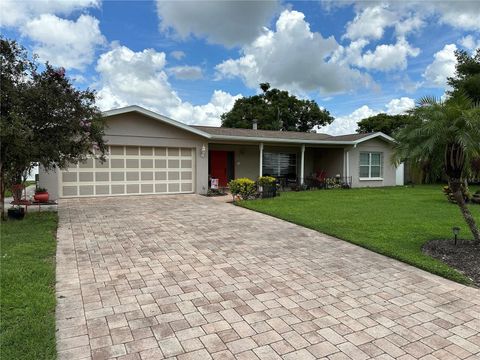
(39, 105), (403, 199)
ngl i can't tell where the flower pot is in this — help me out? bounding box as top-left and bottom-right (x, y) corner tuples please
(34, 191), (49, 202)
(7, 207), (25, 220)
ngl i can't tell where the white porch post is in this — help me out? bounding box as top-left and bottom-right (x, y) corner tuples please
(300, 144), (305, 185)
(259, 143), (264, 177)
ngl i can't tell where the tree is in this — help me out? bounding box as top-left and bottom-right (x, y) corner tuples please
(221, 83), (334, 132)
(0, 38), (107, 219)
(356, 113), (413, 136)
(393, 93), (480, 242)
(447, 48), (480, 103)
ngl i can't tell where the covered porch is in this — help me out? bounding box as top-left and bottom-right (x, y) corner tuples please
(207, 142), (352, 189)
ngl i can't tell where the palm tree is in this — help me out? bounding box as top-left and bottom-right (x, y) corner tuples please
(394, 93), (480, 243)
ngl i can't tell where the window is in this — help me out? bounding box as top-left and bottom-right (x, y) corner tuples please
(359, 152), (383, 179)
(263, 152), (296, 177)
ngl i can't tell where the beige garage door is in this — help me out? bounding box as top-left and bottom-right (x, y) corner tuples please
(60, 146), (195, 197)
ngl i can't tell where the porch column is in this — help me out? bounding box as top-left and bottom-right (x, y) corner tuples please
(300, 144), (305, 185)
(259, 143), (264, 177)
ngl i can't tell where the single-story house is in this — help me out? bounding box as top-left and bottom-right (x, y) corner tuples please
(39, 105), (404, 199)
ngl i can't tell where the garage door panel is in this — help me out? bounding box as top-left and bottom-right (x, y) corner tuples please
(60, 146), (195, 197)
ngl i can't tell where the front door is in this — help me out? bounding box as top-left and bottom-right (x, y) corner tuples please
(210, 150), (234, 187)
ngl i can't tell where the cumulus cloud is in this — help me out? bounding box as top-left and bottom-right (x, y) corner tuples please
(21, 14), (106, 70)
(0, 0), (100, 27)
(168, 65), (203, 80)
(156, 0), (279, 47)
(423, 44), (457, 88)
(385, 97), (415, 115)
(95, 45), (240, 126)
(215, 10), (372, 95)
(353, 38), (420, 71)
(344, 5), (396, 40)
(319, 97), (415, 135)
(459, 35), (480, 52)
(339, 1), (479, 42)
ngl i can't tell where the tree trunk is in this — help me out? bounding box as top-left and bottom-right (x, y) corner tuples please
(450, 178), (480, 243)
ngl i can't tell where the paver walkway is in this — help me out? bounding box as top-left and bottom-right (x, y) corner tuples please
(56, 195), (480, 360)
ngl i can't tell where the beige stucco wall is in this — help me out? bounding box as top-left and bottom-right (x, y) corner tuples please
(312, 147), (345, 177)
(39, 113), (210, 199)
(348, 138), (396, 188)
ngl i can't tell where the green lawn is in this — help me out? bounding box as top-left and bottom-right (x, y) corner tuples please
(240, 185), (480, 285)
(1, 212), (58, 360)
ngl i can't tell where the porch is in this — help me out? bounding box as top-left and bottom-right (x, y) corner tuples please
(208, 142), (352, 189)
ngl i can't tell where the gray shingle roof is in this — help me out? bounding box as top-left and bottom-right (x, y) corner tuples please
(191, 125), (374, 142)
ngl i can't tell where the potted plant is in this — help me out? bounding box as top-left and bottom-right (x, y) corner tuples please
(7, 206), (25, 220)
(34, 187), (49, 202)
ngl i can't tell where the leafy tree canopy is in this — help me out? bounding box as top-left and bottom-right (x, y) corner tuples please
(0, 38), (107, 217)
(356, 113), (413, 136)
(447, 48), (480, 103)
(221, 83), (334, 132)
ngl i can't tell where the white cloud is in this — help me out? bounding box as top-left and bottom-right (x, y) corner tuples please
(95, 45), (241, 126)
(339, 1), (480, 42)
(170, 90), (242, 126)
(170, 50), (186, 60)
(168, 65), (203, 80)
(156, 0), (279, 47)
(432, 2), (480, 32)
(423, 44), (457, 88)
(344, 5), (395, 41)
(320, 105), (377, 135)
(216, 10), (372, 95)
(21, 14), (105, 70)
(319, 97), (415, 135)
(385, 97), (415, 115)
(459, 35), (480, 52)
(352, 38), (420, 71)
(0, 0), (100, 27)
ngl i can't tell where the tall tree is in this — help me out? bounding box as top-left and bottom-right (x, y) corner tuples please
(0, 38), (107, 219)
(221, 83), (334, 132)
(447, 48), (480, 103)
(393, 94), (480, 242)
(356, 113), (413, 136)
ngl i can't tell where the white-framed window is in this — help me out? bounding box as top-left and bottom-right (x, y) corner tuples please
(263, 152), (297, 177)
(359, 152), (383, 179)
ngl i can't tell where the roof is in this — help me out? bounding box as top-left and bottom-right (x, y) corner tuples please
(103, 105), (395, 145)
(191, 126), (332, 141)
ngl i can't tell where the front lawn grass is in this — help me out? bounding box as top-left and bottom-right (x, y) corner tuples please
(1, 212), (58, 360)
(240, 185), (480, 285)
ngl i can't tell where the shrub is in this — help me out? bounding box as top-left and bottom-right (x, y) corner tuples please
(257, 176), (276, 187)
(228, 178), (257, 200)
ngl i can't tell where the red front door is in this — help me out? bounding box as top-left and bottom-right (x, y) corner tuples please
(210, 150), (228, 186)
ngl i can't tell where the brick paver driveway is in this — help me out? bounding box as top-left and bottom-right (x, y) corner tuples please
(56, 195), (480, 360)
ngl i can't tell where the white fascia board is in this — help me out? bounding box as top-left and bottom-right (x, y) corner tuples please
(102, 105), (212, 139)
(353, 132), (396, 145)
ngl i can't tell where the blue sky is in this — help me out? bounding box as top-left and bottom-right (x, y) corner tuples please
(2, 1), (479, 134)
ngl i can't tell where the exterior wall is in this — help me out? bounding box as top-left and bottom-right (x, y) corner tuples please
(38, 165), (59, 200)
(209, 143), (260, 180)
(311, 148), (344, 177)
(348, 138), (396, 188)
(39, 113), (210, 199)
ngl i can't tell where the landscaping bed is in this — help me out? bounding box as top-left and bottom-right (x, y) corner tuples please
(0, 212), (58, 360)
(240, 185), (480, 285)
(423, 239), (480, 287)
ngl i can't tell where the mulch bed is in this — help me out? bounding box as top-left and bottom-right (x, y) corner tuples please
(423, 239), (480, 287)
